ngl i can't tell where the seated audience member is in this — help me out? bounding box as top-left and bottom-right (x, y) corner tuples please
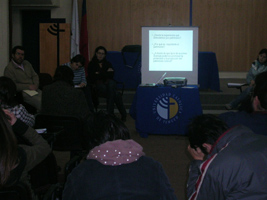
(88, 46), (127, 121)
(225, 48), (267, 110)
(187, 114), (267, 200)
(63, 111), (177, 200)
(41, 65), (91, 121)
(63, 54), (94, 112)
(4, 45), (42, 111)
(0, 76), (35, 127)
(0, 109), (51, 199)
(219, 71), (267, 135)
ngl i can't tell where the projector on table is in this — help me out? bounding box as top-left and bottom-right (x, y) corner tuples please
(163, 77), (187, 87)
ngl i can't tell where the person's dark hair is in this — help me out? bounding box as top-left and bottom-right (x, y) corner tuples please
(187, 114), (228, 154)
(11, 46), (25, 55)
(258, 48), (267, 56)
(0, 109), (18, 187)
(53, 65), (74, 86)
(253, 71), (267, 109)
(71, 54), (85, 66)
(257, 48), (267, 65)
(91, 46), (108, 63)
(86, 111), (130, 150)
(0, 77), (18, 107)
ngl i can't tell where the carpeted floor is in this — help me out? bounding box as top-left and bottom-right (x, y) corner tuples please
(54, 114), (192, 200)
(127, 115), (192, 200)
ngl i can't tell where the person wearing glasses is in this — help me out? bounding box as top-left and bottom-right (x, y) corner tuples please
(88, 46), (127, 122)
(63, 54), (94, 112)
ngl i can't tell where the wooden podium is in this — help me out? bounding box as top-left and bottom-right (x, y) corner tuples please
(40, 23), (70, 76)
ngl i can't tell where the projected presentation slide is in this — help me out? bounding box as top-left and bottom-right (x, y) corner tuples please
(142, 26), (198, 85)
(149, 30), (193, 71)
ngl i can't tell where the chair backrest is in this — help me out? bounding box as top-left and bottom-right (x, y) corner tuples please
(0, 182), (31, 200)
(34, 114), (87, 151)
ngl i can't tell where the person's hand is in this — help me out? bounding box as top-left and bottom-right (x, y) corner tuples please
(107, 68), (114, 72)
(79, 83), (86, 88)
(3, 109), (17, 125)
(29, 84), (38, 90)
(250, 80), (255, 87)
(188, 145), (205, 161)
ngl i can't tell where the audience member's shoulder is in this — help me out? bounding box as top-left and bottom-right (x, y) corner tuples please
(5, 61), (13, 68)
(219, 111), (237, 120)
(22, 60), (32, 66)
(219, 111), (249, 120)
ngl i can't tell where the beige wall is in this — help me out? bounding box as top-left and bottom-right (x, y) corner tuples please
(5, 0), (267, 74)
(84, 0), (267, 72)
(0, 0), (9, 76)
(11, 0), (72, 50)
(51, 0), (72, 23)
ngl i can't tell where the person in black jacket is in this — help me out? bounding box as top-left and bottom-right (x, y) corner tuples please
(41, 65), (91, 122)
(88, 46), (127, 121)
(187, 114), (267, 200)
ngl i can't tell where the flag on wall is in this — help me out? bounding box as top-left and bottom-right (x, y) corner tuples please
(71, 0), (80, 58)
(80, 0), (90, 76)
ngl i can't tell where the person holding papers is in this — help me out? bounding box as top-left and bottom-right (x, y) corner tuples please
(225, 48), (267, 110)
(4, 46), (42, 111)
(62, 54), (94, 112)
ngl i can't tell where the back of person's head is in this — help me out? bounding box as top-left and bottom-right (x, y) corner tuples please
(187, 114), (228, 154)
(53, 65), (74, 86)
(87, 111), (130, 150)
(71, 54), (85, 66)
(0, 109), (18, 187)
(0, 76), (17, 107)
(11, 46), (24, 55)
(253, 71), (267, 109)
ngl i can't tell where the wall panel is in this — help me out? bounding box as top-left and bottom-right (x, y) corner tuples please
(193, 0), (267, 71)
(86, 0), (189, 57)
(83, 0), (267, 72)
(87, 0), (132, 56)
(131, 0), (189, 44)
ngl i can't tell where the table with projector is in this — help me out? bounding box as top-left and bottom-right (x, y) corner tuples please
(130, 80), (203, 138)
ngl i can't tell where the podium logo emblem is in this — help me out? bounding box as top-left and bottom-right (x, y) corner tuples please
(153, 93), (183, 123)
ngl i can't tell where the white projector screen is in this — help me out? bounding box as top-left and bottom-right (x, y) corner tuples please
(141, 26), (199, 85)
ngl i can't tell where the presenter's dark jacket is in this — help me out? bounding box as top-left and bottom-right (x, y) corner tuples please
(87, 60), (114, 84)
(187, 125), (267, 200)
